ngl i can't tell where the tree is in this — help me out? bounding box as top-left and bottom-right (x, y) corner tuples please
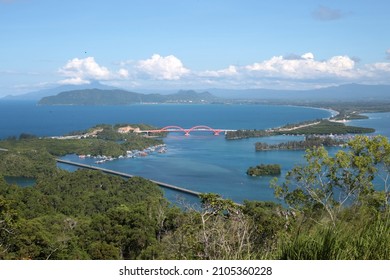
(160, 193), (254, 259)
(271, 135), (390, 227)
(0, 196), (18, 259)
(198, 193), (250, 259)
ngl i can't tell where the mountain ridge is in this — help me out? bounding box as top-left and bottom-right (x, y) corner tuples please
(4, 83), (390, 103)
(208, 83), (390, 101)
(38, 89), (218, 105)
(1, 81), (117, 101)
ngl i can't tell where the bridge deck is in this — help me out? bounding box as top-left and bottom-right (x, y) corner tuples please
(137, 126), (237, 134)
(56, 159), (202, 197)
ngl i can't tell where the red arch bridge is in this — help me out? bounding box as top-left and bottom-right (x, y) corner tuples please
(138, 125), (237, 136)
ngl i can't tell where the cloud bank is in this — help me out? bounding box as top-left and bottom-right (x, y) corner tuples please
(57, 52), (390, 89)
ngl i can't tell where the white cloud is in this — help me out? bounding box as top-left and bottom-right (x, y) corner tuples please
(58, 77), (91, 85)
(136, 54), (190, 80)
(301, 52), (314, 60)
(199, 65), (238, 78)
(366, 62), (390, 73)
(53, 52), (390, 90)
(117, 68), (129, 79)
(58, 57), (112, 85)
(245, 53), (357, 79)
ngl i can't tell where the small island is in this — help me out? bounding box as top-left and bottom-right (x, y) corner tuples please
(246, 164), (281, 177)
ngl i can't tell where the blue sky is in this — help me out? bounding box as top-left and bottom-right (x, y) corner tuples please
(1, 0), (390, 96)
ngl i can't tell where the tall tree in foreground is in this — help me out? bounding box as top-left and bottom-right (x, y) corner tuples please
(272, 135), (390, 226)
(271, 135), (390, 259)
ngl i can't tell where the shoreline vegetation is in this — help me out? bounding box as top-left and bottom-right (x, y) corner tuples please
(223, 99), (390, 140)
(246, 164), (281, 177)
(225, 119), (375, 140)
(225, 110), (376, 140)
(255, 136), (345, 151)
(0, 123), (165, 160)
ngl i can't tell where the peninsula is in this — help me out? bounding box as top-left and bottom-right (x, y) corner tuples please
(0, 123), (164, 160)
(226, 119), (375, 140)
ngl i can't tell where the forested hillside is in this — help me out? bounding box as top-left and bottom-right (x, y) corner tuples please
(38, 89), (218, 105)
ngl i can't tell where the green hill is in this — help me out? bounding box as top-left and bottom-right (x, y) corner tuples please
(38, 89), (218, 105)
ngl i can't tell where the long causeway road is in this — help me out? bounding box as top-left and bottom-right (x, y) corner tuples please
(56, 159), (202, 197)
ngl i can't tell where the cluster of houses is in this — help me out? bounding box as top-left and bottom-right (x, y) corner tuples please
(78, 144), (167, 164)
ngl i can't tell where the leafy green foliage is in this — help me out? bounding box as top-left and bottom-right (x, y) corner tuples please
(255, 136), (344, 151)
(0, 195), (19, 259)
(269, 135), (390, 259)
(284, 120), (375, 135)
(38, 89), (218, 105)
(0, 123), (163, 157)
(226, 129), (270, 140)
(0, 168), (174, 260)
(272, 136), (390, 225)
(247, 164), (281, 176)
(226, 120), (374, 140)
(0, 149), (56, 177)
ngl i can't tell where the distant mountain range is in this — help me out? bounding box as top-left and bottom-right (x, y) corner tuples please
(1, 81), (117, 101)
(3, 82), (390, 104)
(38, 89), (219, 105)
(209, 84), (390, 101)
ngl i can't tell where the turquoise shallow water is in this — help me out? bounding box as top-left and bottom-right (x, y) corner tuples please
(60, 134), (310, 203)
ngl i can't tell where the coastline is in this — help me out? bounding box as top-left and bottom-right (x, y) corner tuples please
(284, 104), (339, 119)
(309, 106), (339, 119)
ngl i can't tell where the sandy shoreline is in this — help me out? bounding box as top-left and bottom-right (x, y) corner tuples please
(285, 104), (339, 119)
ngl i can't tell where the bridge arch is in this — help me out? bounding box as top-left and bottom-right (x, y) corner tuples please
(158, 126), (187, 134)
(187, 125), (222, 135)
(143, 125), (227, 136)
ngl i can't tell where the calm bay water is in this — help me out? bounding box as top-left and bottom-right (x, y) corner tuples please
(1, 100), (389, 203)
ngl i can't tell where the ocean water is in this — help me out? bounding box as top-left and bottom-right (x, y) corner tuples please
(0, 101), (330, 138)
(349, 112), (390, 138)
(1, 100), (389, 204)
